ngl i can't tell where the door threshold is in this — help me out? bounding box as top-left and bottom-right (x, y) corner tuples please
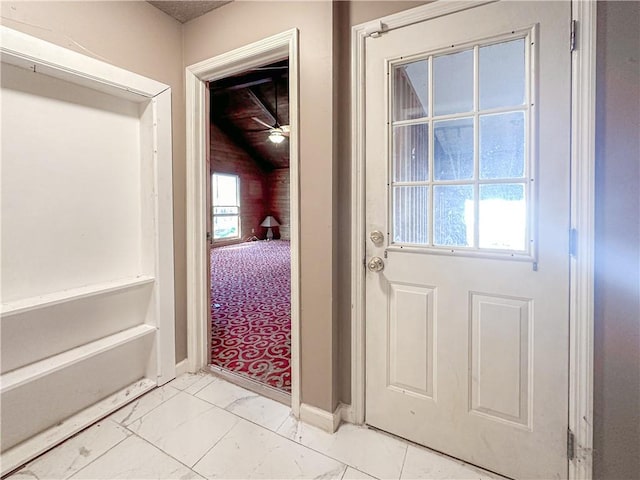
(208, 365), (291, 406)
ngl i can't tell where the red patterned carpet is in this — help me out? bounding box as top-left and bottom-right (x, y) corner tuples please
(210, 240), (291, 392)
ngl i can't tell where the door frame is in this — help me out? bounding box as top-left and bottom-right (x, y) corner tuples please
(350, 2), (596, 478)
(185, 29), (301, 416)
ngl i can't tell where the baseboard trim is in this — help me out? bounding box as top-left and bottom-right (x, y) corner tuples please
(339, 403), (355, 424)
(175, 358), (189, 377)
(299, 403), (343, 433)
(0, 378), (155, 477)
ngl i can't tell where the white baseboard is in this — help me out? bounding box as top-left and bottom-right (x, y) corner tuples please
(299, 403), (344, 433)
(175, 358), (189, 377)
(339, 403), (355, 424)
(0, 378), (155, 477)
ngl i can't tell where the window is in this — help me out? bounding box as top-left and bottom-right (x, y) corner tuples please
(390, 34), (532, 255)
(212, 173), (240, 241)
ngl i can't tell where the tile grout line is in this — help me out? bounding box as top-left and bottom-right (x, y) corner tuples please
(61, 420), (133, 480)
(130, 375), (393, 479)
(185, 374), (411, 479)
(122, 391), (349, 480)
(398, 443), (409, 480)
(273, 412), (292, 433)
(183, 376), (217, 397)
(119, 423), (205, 477)
(188, 418), (239, 472)
(116, 383), (180, 428)
(339, 464), (348, 480)
(10, 384), (181, 480)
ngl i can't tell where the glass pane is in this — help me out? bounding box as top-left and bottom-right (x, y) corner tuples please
(393, 186), (428, 244)
(393, 61), (428, 120)
(213, 215), (239, 240)
(212, 174), (238, 206)
(433, 49), (473, 116)
(480, 39), (525, 109)
(480, 112), (525, 179)
(479, 184), (526, 250)
(433, 185), (474, 247)
(434, 117), (474, 180)
(213, 206), (239, 215)
(393, 124), (429, 182)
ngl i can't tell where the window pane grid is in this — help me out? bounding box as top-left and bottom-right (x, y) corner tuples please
(212, 172), (240, 241)
(390, 33), (531, 254)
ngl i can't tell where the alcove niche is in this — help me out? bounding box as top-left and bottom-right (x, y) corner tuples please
(0, 26), (175, 474)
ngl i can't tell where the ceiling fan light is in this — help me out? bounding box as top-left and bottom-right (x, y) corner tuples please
(268, 131), (285, 144)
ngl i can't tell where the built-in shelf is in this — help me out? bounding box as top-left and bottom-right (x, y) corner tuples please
(0, 324), (156, 393)
(0, 275), (155, 317)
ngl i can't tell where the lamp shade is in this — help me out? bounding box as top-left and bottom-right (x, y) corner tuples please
(261, 216), (280, 227)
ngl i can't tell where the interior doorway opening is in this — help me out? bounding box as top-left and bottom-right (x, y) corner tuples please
(208, 59), (292, 404)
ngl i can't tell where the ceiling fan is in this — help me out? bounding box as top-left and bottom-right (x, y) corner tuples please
(250, 117), (290, 144)
(246, 79), (290, 144)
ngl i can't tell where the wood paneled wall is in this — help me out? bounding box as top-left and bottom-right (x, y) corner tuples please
(211, 125), (267, 245)
(268, 168), (290, 240)
(210, 125), (290, 244)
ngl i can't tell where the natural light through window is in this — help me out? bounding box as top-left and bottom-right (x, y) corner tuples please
(390, 34), (531, 255)
(212, 173), (240, 241)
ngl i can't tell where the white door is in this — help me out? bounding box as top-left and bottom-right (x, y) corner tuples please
(365, 2), (571, 479)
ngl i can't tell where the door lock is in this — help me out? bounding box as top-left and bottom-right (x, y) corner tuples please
(370, 230), (384, 245)
(367, 256), (385, 272)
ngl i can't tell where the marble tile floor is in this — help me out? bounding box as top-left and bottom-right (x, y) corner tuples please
(7, 373), (504, 480)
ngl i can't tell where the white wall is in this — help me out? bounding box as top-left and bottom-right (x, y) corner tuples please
(1, 63), (142, 301)
(0, 0), (189, 359)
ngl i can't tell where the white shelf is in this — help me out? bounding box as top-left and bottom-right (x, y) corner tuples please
(1, 275), (155, 317)
(0, 324), (156, 393)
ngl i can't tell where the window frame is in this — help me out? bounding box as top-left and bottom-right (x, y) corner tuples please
(386, 27), (537, 262)
(211, 172), (241, 242)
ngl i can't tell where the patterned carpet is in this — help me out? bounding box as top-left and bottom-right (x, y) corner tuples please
(210, 240), (291, 392)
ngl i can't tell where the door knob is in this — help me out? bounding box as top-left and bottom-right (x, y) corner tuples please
(367, 256), (385, 272)
(370, 230), (384, 244)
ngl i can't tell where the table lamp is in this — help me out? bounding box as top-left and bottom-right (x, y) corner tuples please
(261, 215), (280, 240)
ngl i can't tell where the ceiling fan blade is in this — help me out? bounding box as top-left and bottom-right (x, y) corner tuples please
(251, 117), (274, 129)
(280, 125), (290, 133)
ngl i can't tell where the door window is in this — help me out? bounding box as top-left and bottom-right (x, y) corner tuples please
(389, 35), (532, 255)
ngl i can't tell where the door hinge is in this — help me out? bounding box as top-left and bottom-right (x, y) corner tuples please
(567, 428), (576, 460)
(570, 19), (577, 52)
(364, 20), (385, 38)
(569, 228), (578, 257)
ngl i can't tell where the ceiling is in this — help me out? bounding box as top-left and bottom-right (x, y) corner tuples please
(147, 1), (230, 23)
(210, 60), (290, 171)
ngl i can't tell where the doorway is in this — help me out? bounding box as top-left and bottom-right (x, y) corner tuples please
(208, 62), (292, 401)
(185, 28), (301, 416)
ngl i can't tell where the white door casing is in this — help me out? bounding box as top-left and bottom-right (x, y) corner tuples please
(364, 2), (574, 479)
(185, 29), (301, 416)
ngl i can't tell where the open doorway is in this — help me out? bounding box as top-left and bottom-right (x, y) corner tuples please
(208, 60), (291, 402)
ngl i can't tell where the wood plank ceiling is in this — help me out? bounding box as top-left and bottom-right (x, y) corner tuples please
(210, 60), (290, 171)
